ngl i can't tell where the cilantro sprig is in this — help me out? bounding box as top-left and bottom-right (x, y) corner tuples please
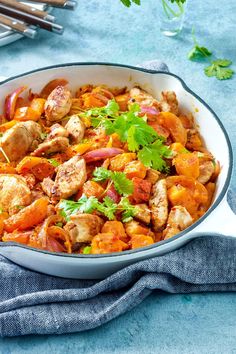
(120, 0), (140, 7)
(82, 100), (172, 172)
(188, 28), (234, 80)
(93, 167), (134, 196)
(204, 59), (234, 80)
(188, 28), (212, 61)
(59, 196), (137, 223)
(138, 139), (173, 172)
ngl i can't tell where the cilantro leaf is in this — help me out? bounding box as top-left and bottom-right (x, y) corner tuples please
(58, 196), (99, 221)
(93, 167), (134, 196)
(83, 246), (91, 254)
(120, 0), (140, 7)
(112, 172), (134, 196)
(188, 27), (212, 61)
(212, 59), (232, 67)
(48, 158), (60, 167)
(97, 196), (117, 220)
(138, 139), (173, 172)
(127, 117), (158, 152)
(81, 99), (119, 128)
(93, 167), (112, 182)
(188, 46), (212, 61)
(204, 59), (234, 80)
(119, 197), (137, 222)
(204, 64), (217, 77)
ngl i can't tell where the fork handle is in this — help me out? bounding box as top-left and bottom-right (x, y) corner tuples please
(24, 0), (77, 10)
(0, 0), (54, 21)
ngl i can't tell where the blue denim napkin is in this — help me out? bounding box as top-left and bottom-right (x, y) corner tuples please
(0, 61), (235, 337)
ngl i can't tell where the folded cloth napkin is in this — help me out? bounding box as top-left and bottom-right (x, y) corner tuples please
(0, 61), (235, 338)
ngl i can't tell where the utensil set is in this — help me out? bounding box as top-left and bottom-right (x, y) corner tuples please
(0, 0), (77, 38)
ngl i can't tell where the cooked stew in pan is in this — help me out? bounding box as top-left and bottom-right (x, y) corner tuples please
(0, 80), (220, 254)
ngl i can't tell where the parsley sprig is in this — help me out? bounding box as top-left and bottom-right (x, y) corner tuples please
(59, 196), (137, 223)
(93, 167), (134, 196)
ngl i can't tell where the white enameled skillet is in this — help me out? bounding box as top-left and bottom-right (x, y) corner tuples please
(0, 63), (235, 279)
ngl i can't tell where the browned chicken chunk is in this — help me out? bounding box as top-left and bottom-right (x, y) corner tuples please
(31, 137), (69, 157)
(134, 204), (151, 224)
(0, 174), (31, 215)
(198, 160), (215, 184)
(0, 121), (41, 162)
(47, 123), (69, 140)
(65, 115), (85, 144)
(129, 87), (159, 107)
(52, 156), (87, 199)
(160, 91), (179, 115)
(44, 86), (72, 122)
(163, 206), (193, 239)
(149, 179), (168, 231)
(64, 214), (104, 243)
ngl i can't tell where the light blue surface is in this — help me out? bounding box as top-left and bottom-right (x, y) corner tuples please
(0, 0), (235, 352)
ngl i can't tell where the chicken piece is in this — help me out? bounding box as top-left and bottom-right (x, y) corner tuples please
(134, 204), (151, 224)
(163, 206), (193, 239)
(197, 160), (215, 184)
(64, 214), (104, 243)
(44, 86), (72, 122)
(145, 169), (161, 184)
(0, 121), (42, 162)
(149, 179), (168, 231)
(52, 156), (87, 199)
(41, 177), (54, 197)
(65, 115), (85, 144)
(129, 87), (159, 107)
(186, 129), (202, 151)
(160, 91), (179, 115)
(47, 123), (69, 140)
(0, 174), (31, 215)
(31, 137), (69, 157)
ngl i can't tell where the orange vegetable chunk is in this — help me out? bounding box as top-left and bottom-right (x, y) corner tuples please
(14, 107), (41, 121)
(82, 180), (105, 199)
(174, 152), (200, 179)
(91, 233), (128, 254)
(124, 160), (147, 179)
(102, 221), (128, 242)
(130, 234), (154, 249)
(110, 153), (136, 172)
(4, 197), (49, 233)
(30, 98), (46, 116)
(158, 111), (187, 146)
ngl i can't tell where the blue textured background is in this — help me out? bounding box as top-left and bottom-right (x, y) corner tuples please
(0, 0), (236, 352)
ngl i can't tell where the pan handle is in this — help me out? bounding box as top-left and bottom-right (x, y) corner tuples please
(195, 194), (236, 237)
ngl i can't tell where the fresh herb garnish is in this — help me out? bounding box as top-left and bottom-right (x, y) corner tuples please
(83, 246), (92, 254)
(120, 0), (140, 7)
(204, 59), (234, 80)
(81, 99), (119, 128)
(59, 196), (137, 222)
(188, 28), (212, 61)
(188, 28), (234, 80)
(119, 197), (137, 222)
(48, 158), (60, 167)
(138, 139), (173, 172)
(93, 167), (134, 196)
